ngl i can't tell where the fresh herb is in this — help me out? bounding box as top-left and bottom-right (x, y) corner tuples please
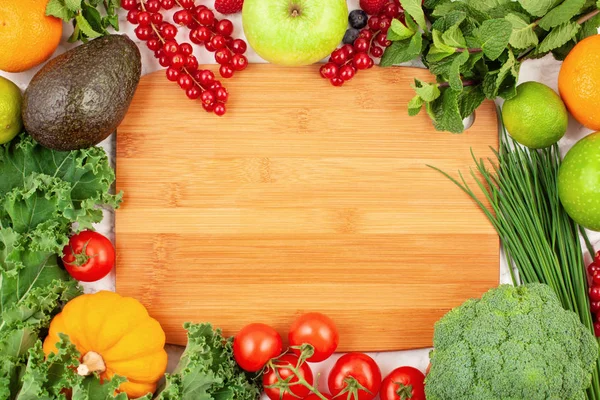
(431, 114), (600, 399)
(0, 134), (121, 399)
(156, 323), (262, 400)
(382, 0), (600, 133)
(46, 0), (121, 43)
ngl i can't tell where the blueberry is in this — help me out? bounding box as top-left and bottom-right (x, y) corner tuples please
(348, 9), (368, 29)
(343, 28), (360, 45)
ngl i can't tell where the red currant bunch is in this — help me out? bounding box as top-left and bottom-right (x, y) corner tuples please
(587, 250), (600, 336)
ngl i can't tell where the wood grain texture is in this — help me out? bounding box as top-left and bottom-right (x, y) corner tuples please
(116, 65), (499, 351)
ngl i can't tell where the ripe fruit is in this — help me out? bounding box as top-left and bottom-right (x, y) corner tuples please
(215, 0), (244, 14)
(320, 63), (339, 79)
(0, 76), (23, 144)
(558, 132), (600, 231)
(0, 0), (63, 72)
(343, 28), (360, 45)
(360, 0), (387, 15)
(349, 9), (368, 29)
(559, 34), (600, 130)
(502, 82), (567, 149)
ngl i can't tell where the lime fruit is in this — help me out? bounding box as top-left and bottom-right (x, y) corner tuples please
(0, 76), (23, 144)
(558, 132), (600, 231)
(502, 81), (568, 149)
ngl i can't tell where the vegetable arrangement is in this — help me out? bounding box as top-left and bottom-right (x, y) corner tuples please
(381, 0), (600, 132)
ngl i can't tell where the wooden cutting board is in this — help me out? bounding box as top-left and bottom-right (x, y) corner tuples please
(116, 65), (499, 351)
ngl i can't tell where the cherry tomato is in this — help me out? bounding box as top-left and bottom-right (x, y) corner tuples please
(380, 366), (425, 400)
(233, 323), (283, 372)
(289, 312), (339, 362)
(263, 353), (314, 400)
(61, 231), (115, 282)
(304, 394), (333, 400)
(328, 353), (382, 400)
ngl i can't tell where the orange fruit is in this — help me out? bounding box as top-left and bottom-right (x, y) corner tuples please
(0, 0), (63, 73)
(559, 35), (600, 131)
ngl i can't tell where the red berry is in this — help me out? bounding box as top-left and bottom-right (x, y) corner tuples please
(370, 45), (383, 57)
(188, 20), (199, 30)
(383, 2), (400, 18)
(185, 55), (199, 70)
(595, 322), (600, 337)
(592, 301), (600, 313)
(126, 9), (139, 24)
(320, 63), (338, 79)
(214, 0), (244, 14)
(174, 10), (192, 25)
(186, 85), (201, 99)
(205, 40), (216, 52)
(151, 12), (163, 24)
(158, 55), (171, 67)
(330, 77), (344, 87)
(342, 44), (355, 58)
(215, 87), (229, 102)
(230, 39), (247, 54)
(121, 0), (137, 11)
(137, 11), (151, 25)
(161, 0), (175, 9)
(190, 29), (203, 44)
(214, 103), (226, 116)
(376, 32), (391, 47)
(359, 29), (373, 40)
(231, 54), (248, 71)
(593, 275), (600, 287)
(588, 262), (600, 277)
(596, 251), (600, 263)
(179, 0), (195, 8)
(134, 25), (152, 40)
(215, 49), (232, 65)
(367, 57), (375, 68)
(194, 5), (208, 17)
(330, 48), (347, 65)
(211, 35), (227, 50)
(179, 42), (193, 55)
(360, 0), (388, 15)
(216, 19), (234, 36)
(170, 53), (185, 69)
(202, 102), (216, 112)
(163, 40), (179, 55)
(147, 38), (162, 51)
(379, 16), (391, 33)
(368, 16), (380, 30)
(178, 74), (194, 90)
(339, 65), (356, 81)
(209, 81), (223, 91)
(161, 23), (177, 39)
(146, 0), (160, 12)
(166, 67), (180, 82)
(199, 70), (215, 86)
(201, 90), (216, 106)
(353, 52), (371, 70)
(353, 38), (369, 53)
(219, 64), (235, 78)
(591, 286), (600, 302)
(198, 9), (215, 25)
(155, 48), (165, 58)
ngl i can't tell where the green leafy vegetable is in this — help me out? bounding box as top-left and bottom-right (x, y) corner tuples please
(45, 0), (120, 42)
(156, 323), (261, 400)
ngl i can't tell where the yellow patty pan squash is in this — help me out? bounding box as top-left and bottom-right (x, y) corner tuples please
(43, 291), (168, 398)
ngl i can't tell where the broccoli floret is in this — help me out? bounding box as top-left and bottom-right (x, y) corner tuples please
(425, 284), (598, 400)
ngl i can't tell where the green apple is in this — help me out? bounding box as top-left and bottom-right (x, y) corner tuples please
(558, 132), (600, 231)
(242, 0), (348, 66)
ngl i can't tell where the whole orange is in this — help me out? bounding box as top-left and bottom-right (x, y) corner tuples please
(559, 35), (600, 130)
(0, 0), (63, 73)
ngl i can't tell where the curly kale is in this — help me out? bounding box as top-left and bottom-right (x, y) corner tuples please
(425, 284), (599, 400)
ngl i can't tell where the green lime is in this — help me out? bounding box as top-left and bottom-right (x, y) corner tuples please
(0, 76), (23, 145)
(502, 82), (568, 149)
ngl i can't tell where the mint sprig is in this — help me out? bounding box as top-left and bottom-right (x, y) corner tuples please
(382, 0), (600, 133)
(46, 0), (120, 43)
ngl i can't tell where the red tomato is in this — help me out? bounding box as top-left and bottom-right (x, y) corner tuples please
(328, 353), (382, 400)
(233, 323), (283, 372)
(289, 312), (339, 362)
(61, 231), (115, 282)
(263, 353), (314, 400)
(304, 394), (333, 400)
(380, 366), (425, 400)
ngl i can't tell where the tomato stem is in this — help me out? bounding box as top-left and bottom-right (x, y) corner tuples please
(267, 359), (330, 400)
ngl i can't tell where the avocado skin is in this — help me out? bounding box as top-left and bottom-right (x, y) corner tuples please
(22, 35), (141, 151)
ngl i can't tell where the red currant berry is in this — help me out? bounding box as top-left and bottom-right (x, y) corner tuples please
(158, 55), (171, 67)
(596, 250), (600, 263)
(593, 275), (600, 286)
(219, 64), (235, 78)
(134, 25), (152, 40)
(330, 77), (344, 87)
(367, 57), (375, 68)
(370, 45), (383, 57)
(230, 39), (247, 54)
(145, 0), (160, 12)
(179, 0), (195, 8)
(190, 28), (204, 44)
(198, 9), (215, 26)
(379, 17), (391, 33)
(595, 322), (600, 337)
(121, 0), (137, 11)
(185, 55), (199, 70)
(160, 0), (175, 9)
(368, 16), (380, 31)
(383, 3), (400, 18)
(359, 29), (373, 40)
(166, 67), (180, 82)
(178, 74), (194, 90)
(137, 11), (151, 26)
(179, 42), (193, 55)
(339, 65), (356, 81)
(215, 87), (229, 102)
(205, 40), (216, 52)
(147, 38), (162, 51)
(376, 32), (391, 47)
(353, 38), (369, 52)
(194, 5), (207, 17)
(151, 12), (163, 24)
(211, 35), (227, 50)
(320, 62), (338, 79)
(187, 20), (199, 30)
(126, 9), (139, 24)
(199, 70), (215, 86)
(216, 19), (234, 36)
(202, 101), (216, 112)
(330, 48), (347, 65)
(201, 90), (216, 106)
(353, 52), (371, 70)
(342, 44), (355, 58)
(161, 23), (177, 39)
(186, 85), (201, 99)
(592, 301), (600, 313)
(591, 286), (600, 302)
(231, 54), (248, 71)
(155, 48), (165, 58)
(589, 262), (600, 277)
(170, 53), (185, 69)
(209, 81), (222, 91)
(174, 10), (192, 25)
(214, 103), (226, 116)
(163, 40), (179, 55)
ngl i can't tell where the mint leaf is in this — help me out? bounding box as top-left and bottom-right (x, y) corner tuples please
(442, 25), (467, 48)
(475, 18), (512, 60)
(82, 3), (105, 34)
(506, 13), (539, 49)
(429, 88), (465, 133)
(380, 32), (423, 66)
(449, 51), (470, 90)
(400, 0), (428, 30)
(431, 11), (467, 31)
(388, 18), (415, 41)
(64, 0), (82, 12)
(412, 79), (441, 102)
(465, 0), (511, 13)
(518, 0), (556, 16)
(457, 85), (486, 118)
(427, 30), (457, 62)
(482, 50), (518, 99)
(74, 14), (103, 39)
(408, 96), (425, 116)
(432, 2), (489, 22)
(538, 0), (586, 30)
(45, 0), (74, 20)
(538, 21), (581, 53)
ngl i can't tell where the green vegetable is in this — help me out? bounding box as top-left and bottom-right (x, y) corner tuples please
(156, 323), (261, 400)
(425, 284), (599, 400)
(383, 0), (600, 132)
(431, 114), (600, 399)
(0, 133), (121, 399)
(45, 0), (120, 43)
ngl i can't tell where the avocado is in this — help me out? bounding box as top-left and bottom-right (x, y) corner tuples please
(22, 35), (141, 151)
